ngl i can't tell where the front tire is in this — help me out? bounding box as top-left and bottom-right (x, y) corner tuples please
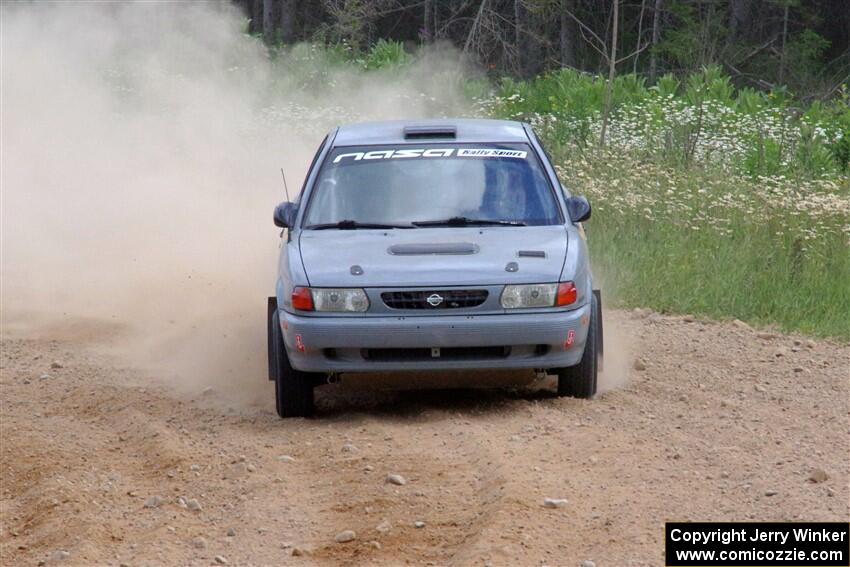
(269, 307), (315, 418)
(556, 294), (599, 399)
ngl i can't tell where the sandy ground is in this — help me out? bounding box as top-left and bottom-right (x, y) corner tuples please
(1, 310), (848, 567)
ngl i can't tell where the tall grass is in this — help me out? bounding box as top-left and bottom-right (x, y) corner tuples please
(559, 152), (849, 338)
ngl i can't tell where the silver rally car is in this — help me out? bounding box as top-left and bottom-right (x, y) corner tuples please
(268, 119), (602, 417)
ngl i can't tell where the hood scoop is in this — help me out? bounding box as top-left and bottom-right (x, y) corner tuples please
(388, 242), (479, 256)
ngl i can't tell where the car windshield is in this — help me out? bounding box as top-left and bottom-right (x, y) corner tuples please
(303, 143), (561, 228)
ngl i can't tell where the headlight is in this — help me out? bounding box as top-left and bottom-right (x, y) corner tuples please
(500, 282), (577, 308)
(310, 288), (369, 312)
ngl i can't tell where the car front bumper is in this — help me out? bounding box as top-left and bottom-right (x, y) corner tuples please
(279, 304), (591, 373)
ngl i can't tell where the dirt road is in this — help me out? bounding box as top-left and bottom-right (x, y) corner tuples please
(1, 311), (847, 566)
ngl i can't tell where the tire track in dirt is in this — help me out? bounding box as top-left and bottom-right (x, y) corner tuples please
(282, 399), (510, 566)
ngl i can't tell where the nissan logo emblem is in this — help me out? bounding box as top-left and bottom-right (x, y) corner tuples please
(426, 293), (444, 307)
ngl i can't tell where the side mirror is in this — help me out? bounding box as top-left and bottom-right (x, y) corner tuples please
(273, 202), (297, 228)
(565, 196), (591, 223)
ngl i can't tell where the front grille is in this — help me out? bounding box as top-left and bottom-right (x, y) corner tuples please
(381, 289), (488, 310)
(362, 346), (510, 362)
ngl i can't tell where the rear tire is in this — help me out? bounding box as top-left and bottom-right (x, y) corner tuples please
(556, 294), (599, 399)
(269, 308), (315, 418)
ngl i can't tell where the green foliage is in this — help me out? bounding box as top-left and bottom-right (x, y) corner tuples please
(787, 29), (831, 69)
(830, 127), (850, 173)
(654, 1), (727, 73)
(483, 66), (847, 178)
(796, 124), (837, 175)
(742, 135), (784, 177)
(321, 42), (358, 66)
(735, 87), (766, 114)
(362, 39), (410, 70)
(821, 88), (850, 173)
(268, 43), (355, 91)
(461, 78), (493, 102)
(652, 74), (680, 98)
(703, 66), (734, 104)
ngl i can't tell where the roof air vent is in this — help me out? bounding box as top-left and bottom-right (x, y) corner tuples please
(403, 125), (457, 140)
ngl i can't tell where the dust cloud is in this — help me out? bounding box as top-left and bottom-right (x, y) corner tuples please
(0, 1), (471, 404)
(596, 316), (631, 393)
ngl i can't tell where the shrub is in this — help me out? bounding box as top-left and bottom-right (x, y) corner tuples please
(363, 39), (409, 70)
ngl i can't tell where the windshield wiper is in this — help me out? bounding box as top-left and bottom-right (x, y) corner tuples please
(306, 219), (415, 230)
(411, 216), (527, 227)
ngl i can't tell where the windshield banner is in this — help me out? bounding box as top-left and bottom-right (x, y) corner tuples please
(332, 148), (527, 164)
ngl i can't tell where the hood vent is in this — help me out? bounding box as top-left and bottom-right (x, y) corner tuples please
(518, 250), (546, 258)
(388, 242), (479, 256)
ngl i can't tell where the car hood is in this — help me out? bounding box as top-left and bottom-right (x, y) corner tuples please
(298, 226), (568, 287)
